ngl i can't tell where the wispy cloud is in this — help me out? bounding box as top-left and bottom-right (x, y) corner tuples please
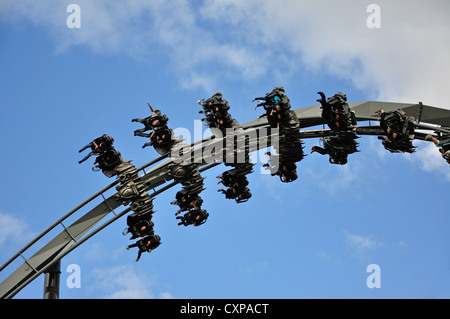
(344, 230), (383, 256)
(2, 0), (449, 178)
(0, 0), (268, 91)
(0, 211), (34, 249)
(301, 150), (367, 199)
(198, 0), (450, 107)
(2, 0), (449, 102)
(316, 251), (331, 262)
(68, 249), (177, 299)
(88, 265), (156, 299)
(81, 242), (123, 264)
(159, 291), (175, 299)
(316, 231), (385, 264)
(239, 261), (269, 275)
(403, 140), (450, 181)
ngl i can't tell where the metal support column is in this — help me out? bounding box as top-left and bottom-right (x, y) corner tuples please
(43, 260), (61, 299)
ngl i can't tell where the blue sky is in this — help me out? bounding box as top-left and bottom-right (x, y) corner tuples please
(1, 0), (450, 299)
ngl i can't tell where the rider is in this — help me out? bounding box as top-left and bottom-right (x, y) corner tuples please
(255, 86), (292, 129)
(218, 186), (252, 203)
(176, 209), (209, 226)
(311, 135), (356, 165)
(126, 234), (162, 262)
(78, 134), (115, 164)
(317, 91), (354, 131)
(425, 133), (450, 164)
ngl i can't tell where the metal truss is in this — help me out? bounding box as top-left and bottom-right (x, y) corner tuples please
(1, 101), (449, 299)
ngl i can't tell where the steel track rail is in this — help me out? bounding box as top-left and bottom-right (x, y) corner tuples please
(0, 122), (275, 298)
(1, 101), (449, 298)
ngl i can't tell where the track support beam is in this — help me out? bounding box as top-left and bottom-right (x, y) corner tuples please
(43, 260), (61, 299)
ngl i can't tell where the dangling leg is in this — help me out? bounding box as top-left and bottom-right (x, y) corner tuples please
(131, 118), (145, 124)
(126, 242), (139, 250)
(78, 152), (96, 164)
(135, 250), (143, 262)
(78, 142), (93, 153)
(142, 141), (153, 149)
(134, 131), (151, 138)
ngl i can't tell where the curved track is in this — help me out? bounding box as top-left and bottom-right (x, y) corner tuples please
(1, 101), (450, 299)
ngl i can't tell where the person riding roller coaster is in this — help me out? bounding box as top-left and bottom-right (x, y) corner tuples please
(167, 160), (209, 226)
(263, 151), (300, 182)
(311, 144), (348, 165)
(198, 92), (238, 133)
(132, 103), (169, 137)
(142, 127), (173, 149)
(92, 148), (122, 172)
(132, 103), (175, 152)
(176, 209), (209, 227)
(171, 189), (204, 216)
(123, 210), (155, 240)
(254, 86), (292, 129)
(255, 87), (304, 182)
(218, 185), (252, 203)
(375, 108), (416, 153)
(78, 134), (124, 175)
(311, 134), (359, 165)
(277, 162), (299, 183)
(216, 162), (254, 201)
(425, 133), (450, 164)
(317, 91), (356, 131)
(217, 170), (250, 188)
(78, 134), (114, 164)
(126, 219), (155, 240)
(126, 234), (162, 262)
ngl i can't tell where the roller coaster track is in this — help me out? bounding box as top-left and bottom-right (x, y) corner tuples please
(1, 101), (450, 299)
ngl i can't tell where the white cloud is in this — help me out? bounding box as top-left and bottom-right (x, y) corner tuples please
(0, 212), (34, 249)
(159, 291), (175, 299)
(316, 251), (331, 262)
(2, 0), (449, 103)
(302, 153), (366, 198)
(82, 242), (123, 263)
(201, 0), (450, 107)
(89, 265), (155, 299)
(404, 140), (450, 180)
(344, 230), (383, 255)
(2, 0), (449, 177)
